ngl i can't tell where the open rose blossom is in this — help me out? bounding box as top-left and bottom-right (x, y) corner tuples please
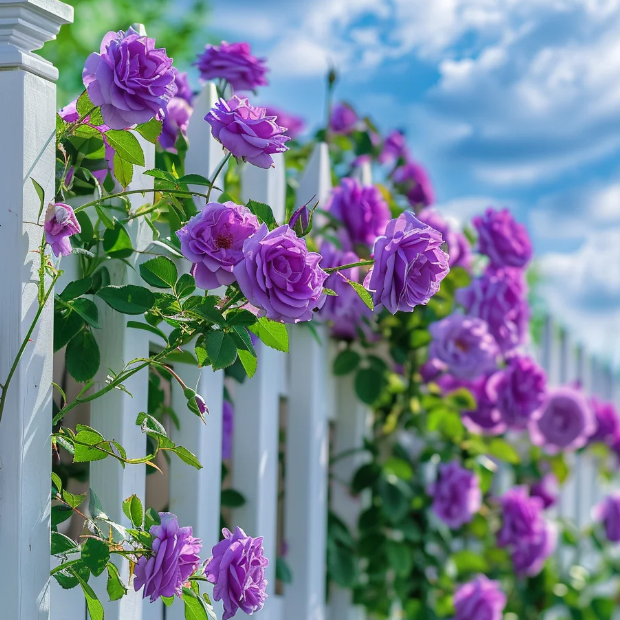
(379, 129), (408, 164)
(265, 106), (305, 139)
(453, 576), (506, 620)
(428, 314), (498, 380)
(364, 211), (449, 313)
(177, 201), (259, 290)
(195, 41), (268, 92)
(205, 527), (268, 620)
(330, 103), (358, 134)
(458, 375), (507, 436)
(531, 473), (559, 509)
(589, 396), (620, 446)
(417, 208), (472, 270)
(326, 177), (390, 247)
(233, 224), (328, 323)
(594, 493), (620, 542)
(428, 461), (481, 529)
(83, 28), (177, 130)
(474, 207), (532, 269)
(44, 203), (81, 257)
(489, 355), (547, 430)
(134, 512), (202, 602)
(393, 159), (435, 207)
(206, 96), (290, 169)
(529, 387), (595, 453)
(512, 521), (557, 576)
(159, 70), (194, 152)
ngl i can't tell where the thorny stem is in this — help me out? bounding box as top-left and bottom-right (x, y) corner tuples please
(324, 260), (374, 273)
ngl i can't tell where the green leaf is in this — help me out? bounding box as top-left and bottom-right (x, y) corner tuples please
(451, 549), (488, 574)
(122, 495), (144, 528)
(238, 349), (257, 378)
(183, 588), (210, 620)
(328, 542), (358, 587)
(102, 221), (134, 258)
(410, 329), (432, 349)
(94, 204), (115, 230)
(106, 562), (127, 601)
(226, 309), (258, 327)
(66, 330), (100, 382)
(52, 505), (74, 527)
(351, 463), (380, 494)
(112, 152), (133, 188)
(172, 446), (203, 469)
(386, 541), (413, 577)
(73, 427), (109, 463)
(59, 276), (93, 301)
(447, 387), (477, 411)
(384, 457), (414, 480)
(175, 273), (196, 298)
(31, 178), (46, 223)
(105, 129), (145, 165)
(487, 438), (520, 464)
(70, 298), (100, 329)
(354, 368), (382, 405)
(73, 566), (104, 620)
(378, 475), (412, 523)
(427, 408), (465, 441)
(54, 309), (84, 352)
(62, 489), (86, 509)
(51, 532), (78, 555)
(51, 472), (63, 494)
(249, 317), (288, 352)
(135, 119), (163, 144)
(221, 489), (246, 507)
(246, 199), (277, 229)
(140, 256), (178, 289)
(89, 107), (104, 126)
(144, 507), (161, 532)
(127, 320), (168, 343)
(275, 556), (293, 584)
(97, 285), (155, 315)
(333, 349), (361, 376)
(76, 90), (95, 117)
(206, 331), (238, 370)
(177, 173), (213, 187)
(347, 280), (373, 310)
(81, 538), (110, 577)
(230, 326), (256, 355)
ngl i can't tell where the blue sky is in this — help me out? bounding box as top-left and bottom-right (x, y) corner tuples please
(204, 0), (620, 365)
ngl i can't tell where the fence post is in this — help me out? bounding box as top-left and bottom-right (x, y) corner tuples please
(0, 1), (72, 618)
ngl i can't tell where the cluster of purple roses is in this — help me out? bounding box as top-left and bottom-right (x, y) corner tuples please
(133, 513), (267, 620)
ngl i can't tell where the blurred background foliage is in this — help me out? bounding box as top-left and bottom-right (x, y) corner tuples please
(41, 0), (211, 105)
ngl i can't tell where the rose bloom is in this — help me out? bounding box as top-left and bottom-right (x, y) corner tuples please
(364, 211), (449, 314)
(529, 387), (595, 453)
(458, 375), (507, 436)
(393, 159), (435, 207)
(589, 396), (620, 445)
(83, 27), (176, 130)
(195, 41), (268, 92)
(177, 201), (259, 290)
(531, 473), (559, 509)
(265, 106), (305, 139)
(489, 355), (547, 430)
(428, 461), (482, 529)
(428, 314), (498, 380)
(497, 486), (545, 548)
(512, 521), (556, 576)
(173, 69), (193, 104)
(44, 203), (81, 257)
(453, 576), (506, 620)
(206, 96), (290, 169)
(330, 103), (358, 134)
(417, 208), (472, 270)
(474, 207), (532, 269)
(222, 399), (234, 460)
(319, 242), (372, 340)
(234, 224), (328, 323)
(457, 267), (529, 354)
(205, 526), (268, 620)
(326, 177), (390, 247)
(379, 129), (408, 164)
(134, 513), (202, 602)
(159, 70), (194, 152)
(594, 493), (620, 542)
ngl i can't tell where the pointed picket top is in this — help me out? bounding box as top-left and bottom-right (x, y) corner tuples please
(352, 159), (372, 186)
(241, 153), (286, 222)
(185, 81), (226, 202)
(296, 142), (332, 210)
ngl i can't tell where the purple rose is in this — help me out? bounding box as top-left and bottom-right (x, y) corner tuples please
(265, 106), (305, 139)
(44, 203), (81, 257)
(489, 355), (546, 430)
(177, 201), (259, 290)
(457, 267), (529, 353)
(83, 28), (176, 130)
(379, 130), (408, 164)
(319, 242), (372, 340)
(529, 387), (595, 453)
(511, 521), (556, 576)
(195, 41), (268, 92)
(330, 103), (358, 134)
(222, 400), (234, 460)
(429, 315), (498, 380)
(453, 576), (506, 620)
(393, 159), (435, 207)
(474, 208), (532, 269)
(59, 100), (79, 122)
(134, 512), (202, 602)
(589, 396), (620, 445)
(531, 474), (559, 509)
(326, 178), (390, 247)
(594, 493), (620, 542)
(417, 208), (472, 270)
(458, 375), (507, 436)
(428, 461), (481, 529)
(205, 526), (268, 620)
(364, 211), (450, 314)
(159, 97), (193, 153)
(173, 70), (194, 104)
(206, 96), (290, 169)
(233, 224), (328, 323)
